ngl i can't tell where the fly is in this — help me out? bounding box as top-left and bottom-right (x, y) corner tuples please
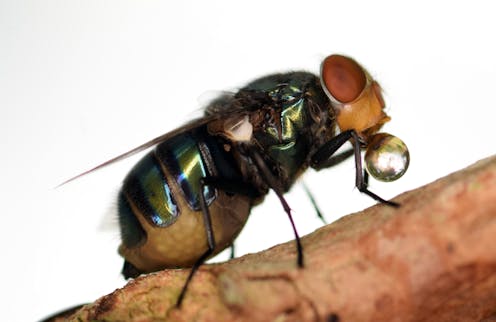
(59, 54), (409, 309)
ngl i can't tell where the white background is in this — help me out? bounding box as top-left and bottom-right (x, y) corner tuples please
(1, 1), (495, 321)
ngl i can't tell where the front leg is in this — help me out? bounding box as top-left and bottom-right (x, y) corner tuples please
(311, 130), (398, 207)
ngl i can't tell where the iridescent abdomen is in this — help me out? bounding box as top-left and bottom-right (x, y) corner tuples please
(118, 127), (252, 274)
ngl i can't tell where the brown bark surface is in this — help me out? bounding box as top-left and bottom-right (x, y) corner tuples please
(65, 155), (496, 322)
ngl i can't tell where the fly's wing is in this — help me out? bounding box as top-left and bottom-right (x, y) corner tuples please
(57, 116), (210, 186)
(205, 88), (269, 116)
(58, 91), (265, 186)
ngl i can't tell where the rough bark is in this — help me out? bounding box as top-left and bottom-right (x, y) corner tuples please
(64, 155), (496, 322)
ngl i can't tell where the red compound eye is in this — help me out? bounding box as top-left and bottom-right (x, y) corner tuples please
(321, 55), (366, 103)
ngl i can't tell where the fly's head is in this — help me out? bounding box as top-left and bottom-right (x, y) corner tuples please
(320, 54), (409, 182)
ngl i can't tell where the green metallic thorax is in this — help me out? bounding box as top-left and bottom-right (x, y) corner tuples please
(244, 72), (334, 190)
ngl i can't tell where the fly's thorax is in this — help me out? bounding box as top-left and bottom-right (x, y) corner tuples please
(238, 71), (334, 190)
(206, 71), (335, 194)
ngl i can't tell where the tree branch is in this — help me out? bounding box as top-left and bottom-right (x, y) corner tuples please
(65, 155), (496, 322)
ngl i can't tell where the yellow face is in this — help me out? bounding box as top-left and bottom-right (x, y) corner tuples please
(320, 55), (390, 138)
(320, 54), (410, 183)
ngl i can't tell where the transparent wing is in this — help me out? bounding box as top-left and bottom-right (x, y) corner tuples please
(58, 91), (261, 187)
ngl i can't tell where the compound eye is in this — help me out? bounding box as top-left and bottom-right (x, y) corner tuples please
(365, 133), (410, 182)
(321, 55), (366, 103)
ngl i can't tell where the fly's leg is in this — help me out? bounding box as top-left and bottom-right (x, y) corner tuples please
(350, 131), (399, 207)
(311, 130), (355, 170)
(201, 176), (260, 199)
(247, 145), (304, 268)
(229, 244), (235, 260)
(311, 146), (354, 169)
(311, 130), (398, 207)
(303, 147), (355, 224)
(200, 176), (261, 262)
(301, 182), (327, 224)
(176, 178), (216, 308)
(176, 176), (261, 306)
